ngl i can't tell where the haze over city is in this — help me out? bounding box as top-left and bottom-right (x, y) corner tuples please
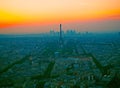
(0, 1), (120, 88)
(0, 0), (120, 34)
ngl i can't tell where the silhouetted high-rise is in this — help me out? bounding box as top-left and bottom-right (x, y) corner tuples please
(59, 24), (63, 46)
(60, 24), (62, 40)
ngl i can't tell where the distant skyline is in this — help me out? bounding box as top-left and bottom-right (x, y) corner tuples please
(0, 0), (120, 34)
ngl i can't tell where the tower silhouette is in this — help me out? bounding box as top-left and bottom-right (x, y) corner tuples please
(59, 24), (63, 46)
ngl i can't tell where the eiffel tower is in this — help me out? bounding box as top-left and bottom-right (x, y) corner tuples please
(59, 24), (63, 47)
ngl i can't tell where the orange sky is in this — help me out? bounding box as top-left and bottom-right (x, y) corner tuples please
(0, 0), (120, 33)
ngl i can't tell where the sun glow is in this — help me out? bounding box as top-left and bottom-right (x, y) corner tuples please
(0, 0), (120, 33)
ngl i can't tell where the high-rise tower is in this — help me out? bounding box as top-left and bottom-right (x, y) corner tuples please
(59, 24), (63, 46)
(60, 24), (62, 40)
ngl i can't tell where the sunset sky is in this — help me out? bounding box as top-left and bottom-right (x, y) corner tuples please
(0, 0), (120, 34)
